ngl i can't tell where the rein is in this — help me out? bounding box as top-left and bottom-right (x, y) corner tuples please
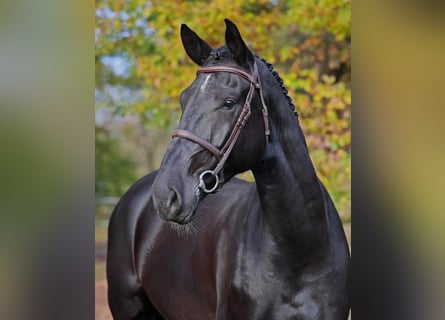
(172, 62), (270, 193)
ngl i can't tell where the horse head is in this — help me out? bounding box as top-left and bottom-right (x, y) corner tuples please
(152, 19), (269, 224)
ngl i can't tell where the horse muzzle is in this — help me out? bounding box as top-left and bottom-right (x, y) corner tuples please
(152, 172), (202, 224)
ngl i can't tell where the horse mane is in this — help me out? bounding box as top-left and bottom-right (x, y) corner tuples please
(256, 56), (298, 118)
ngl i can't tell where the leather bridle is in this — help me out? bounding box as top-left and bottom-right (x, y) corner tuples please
(172, 62), (270, 193)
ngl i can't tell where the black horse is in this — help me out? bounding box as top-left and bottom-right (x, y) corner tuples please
(107, 19), (350, 320)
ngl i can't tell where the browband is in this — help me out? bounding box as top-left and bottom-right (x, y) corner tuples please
(197, 66), (259, 88)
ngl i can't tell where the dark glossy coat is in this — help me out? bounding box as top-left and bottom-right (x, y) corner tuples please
(107, 19), (350, 320)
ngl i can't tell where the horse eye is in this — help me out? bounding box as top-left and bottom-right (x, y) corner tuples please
(223, 98), (237, 109)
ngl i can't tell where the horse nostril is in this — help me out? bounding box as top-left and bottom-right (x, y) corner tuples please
(166, 187), (181, 216)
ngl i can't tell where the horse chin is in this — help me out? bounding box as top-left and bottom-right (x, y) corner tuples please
(173, 203), (198, 225)
(167, 186), (203, 225)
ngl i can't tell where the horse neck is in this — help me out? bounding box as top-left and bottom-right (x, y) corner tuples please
(252, 70), (329, 252)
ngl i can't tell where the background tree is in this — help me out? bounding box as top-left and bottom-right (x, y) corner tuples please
(95, 125), (138, 197)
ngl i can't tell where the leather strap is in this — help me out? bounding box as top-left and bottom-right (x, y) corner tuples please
(197, 66), (259, 87)
(254, 62), (270, 143)
(172, 129), (223, 160)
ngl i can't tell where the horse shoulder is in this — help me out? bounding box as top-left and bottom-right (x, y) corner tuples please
(106, 171), (162, 318)
(108, 171), (159, 245)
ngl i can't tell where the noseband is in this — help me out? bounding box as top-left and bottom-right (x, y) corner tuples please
(172, 62), (270, 193)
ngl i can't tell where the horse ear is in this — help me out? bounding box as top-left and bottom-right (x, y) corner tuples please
(224, 19), (254, 69)
(181, 24), (212, 66)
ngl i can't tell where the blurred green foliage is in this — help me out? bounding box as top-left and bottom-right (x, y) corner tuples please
(95, 0), (350, 218)
(95, 126), (138, 197)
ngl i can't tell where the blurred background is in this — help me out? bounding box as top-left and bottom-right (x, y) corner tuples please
(95, 1), (351, 318)
(1, 0), (444, 319)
